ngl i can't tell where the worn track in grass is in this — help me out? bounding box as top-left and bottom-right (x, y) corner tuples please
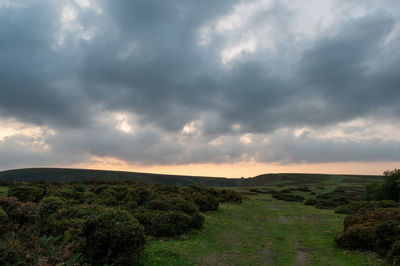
(141, 196), (381, 265)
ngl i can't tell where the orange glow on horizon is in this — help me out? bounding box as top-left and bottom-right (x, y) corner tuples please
(66, 159), (400, 178)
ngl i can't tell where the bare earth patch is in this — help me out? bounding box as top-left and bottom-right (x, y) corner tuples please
(293, 241), (310, 266)
(194, 254), (232, 266)
(301, 214), (322, 224)
(258, 241), (272, 265)
(277, 216), (289, 224)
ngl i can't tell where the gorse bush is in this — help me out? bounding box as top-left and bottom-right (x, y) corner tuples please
(8, 185), (46, 203)
(335, 208), (400, 264)
(83, 207), (146, 265)
(334, 169), (400, 265)
(134, 208), (194, 237)
(192, 193), (219, 212)
(0, 180), (241, 265)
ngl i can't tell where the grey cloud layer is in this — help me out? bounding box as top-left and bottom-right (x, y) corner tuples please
(1, 0), (400, 168)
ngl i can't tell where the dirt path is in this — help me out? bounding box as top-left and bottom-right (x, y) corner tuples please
(292, 241), (310, 266)
(258, 241), (272, 265)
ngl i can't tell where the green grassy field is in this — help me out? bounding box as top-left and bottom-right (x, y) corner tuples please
(141, 193), (382, 266)
(0, 169), (385, 265)
(0, 186), (8, 194)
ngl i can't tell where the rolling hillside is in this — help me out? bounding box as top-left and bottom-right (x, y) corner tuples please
(0, 168), (239, 187)
(0, 168), (383, 188)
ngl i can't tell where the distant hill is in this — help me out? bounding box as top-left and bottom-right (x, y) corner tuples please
(0, 168), (239, 187)
(0, 168), (383, 187)
(239, 173), (383, 187)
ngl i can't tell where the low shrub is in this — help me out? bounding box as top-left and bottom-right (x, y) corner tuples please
(0, 207), (8, 234)
(217, 189), (243, 203)
(8, 185), (46, 203)
(335, 208), (400, 263)
(0, 180), (241, 264)
(83, 207), (146, 265)
(134, 208), (195, 237)
(192, 193), (219, 212)
(387, 240), (400, 265)
(0, 196), (38, 225)
(335, 200), (398, 215)
(249, 188), (278, 194)
(0, 240), (25, 265)
(304, 198), (317, 205)
(315, 199), (338, 209)
(305, 197), (349, 209)
(39, 196), (65, 215)
(272, 193), (304, 202)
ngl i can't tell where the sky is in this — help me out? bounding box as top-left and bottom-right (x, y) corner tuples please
(0, 0), (400, 177)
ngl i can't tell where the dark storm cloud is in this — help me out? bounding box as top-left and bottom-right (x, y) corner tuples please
(1, 0), (400, 168)
(255, 133), (400, 164)
(298, 13), (399, 123)
(0, 1), (94, 128)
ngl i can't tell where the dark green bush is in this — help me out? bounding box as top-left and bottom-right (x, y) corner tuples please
(123, 186), (153, 206)
(272, 193), (304, 202)
(191, 212), (205, 229)
(217, 190), (243, 203)
(249, 188), (278, 194)
(74, 184), (85, 193)
(192, 193), (219, 212)
(0, 180), (241, 265)
(0, 196), (38, 225)
(39, 196), (64, 215)
(54, 188), (82, 201)
(134, 208), (194, 237)
(366, 169), (400, 201)
(0, 207), (8, 234)
(8, 185), (46, 202)
(305, 197), (349, 209)
(0, 240), (25, 266)
(147, 197), (199, 215)
(335, 208), (400, 262)
(335, 200), (398, 215)
(387, 240), (400, 265)
(315, 199), (338, 209)
(304, 198), (317, 205)
(83, 207), (146, 265)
